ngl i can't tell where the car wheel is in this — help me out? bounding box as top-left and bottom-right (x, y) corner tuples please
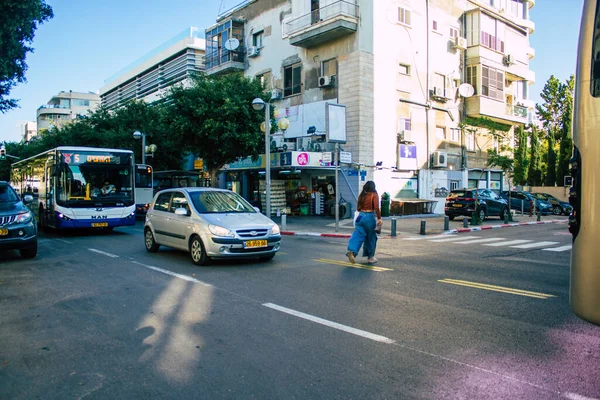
(260, 253), (276, 261)
(447, 215), (455, 221)
(190, 235), (209, 266)
(500, 207), (509, 220)
(553, 206), (562, 215)
(144, 228), (160, 252)
(20, 242), (37, 259)
(477, 208), (486, 222)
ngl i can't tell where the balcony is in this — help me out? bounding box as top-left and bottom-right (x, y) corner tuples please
(285, 0), (358, 48)
(466, 96), (529, 125)
(204, 47), (246, 75)
(526, 46), (535, 59)
(505, 104), (528, 119)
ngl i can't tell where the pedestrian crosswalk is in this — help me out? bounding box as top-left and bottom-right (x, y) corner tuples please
(405, 235), (572, 252)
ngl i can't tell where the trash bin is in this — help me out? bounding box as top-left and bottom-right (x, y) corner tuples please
(299, 203), (310, 215)
(381, 192), (391, 217)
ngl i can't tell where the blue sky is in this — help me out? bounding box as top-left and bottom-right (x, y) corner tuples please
(0, 0), (585, 143)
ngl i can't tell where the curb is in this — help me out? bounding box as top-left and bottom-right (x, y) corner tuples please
(280, 219), (568, 238)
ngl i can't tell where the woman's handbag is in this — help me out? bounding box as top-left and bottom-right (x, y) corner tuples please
(374, 222), (382, 234)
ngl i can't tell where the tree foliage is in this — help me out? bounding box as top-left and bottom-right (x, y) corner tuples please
(0, 0), (53, 112)
(557, 75), (575, 184)
(513, 125), (529, 186)
(527, 125), (543, 185)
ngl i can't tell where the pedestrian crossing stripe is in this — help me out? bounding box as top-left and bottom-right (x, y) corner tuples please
(510, 241), (559, 249)
(314, 258), (393, 272)
(407, 235), (572, 251)
(438, 278), (556, 299)
(543, 244), (572, 252)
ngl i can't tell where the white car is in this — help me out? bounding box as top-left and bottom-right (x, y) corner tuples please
(144, 188), (281, 265)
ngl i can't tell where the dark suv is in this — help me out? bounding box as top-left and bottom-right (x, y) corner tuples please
(445, 188), (510, 221)
(0, 182), (37, 258)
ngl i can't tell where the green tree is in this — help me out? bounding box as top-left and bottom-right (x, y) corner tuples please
(513, 125), (529, 186)
(487, 147), (514, 220)
(545, 133), (557, 186)
(536, 75), (563, 186)
(557, 75), (575, 184)
(0, 0), (53, 112)
(527, 125), (543, 185)
(165, 73), (268, 178)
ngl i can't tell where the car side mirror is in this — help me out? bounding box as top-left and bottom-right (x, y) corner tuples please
(174, 207), (189, 216)
(253, 206), (260, 213)
(23, 195), (33, 204)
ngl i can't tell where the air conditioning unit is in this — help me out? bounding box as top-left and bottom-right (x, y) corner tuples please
(453, 36), (467, 50)
(430, 87), (447, 101)
(318, 75), (334, 88)
(270, 90), (282, 100)
(504, 53), (516, 65)
(433, 151), (448, 168)
(397, 130), (412, 142)
(281, 141), (296, 151)
(247, 46), (260, 58)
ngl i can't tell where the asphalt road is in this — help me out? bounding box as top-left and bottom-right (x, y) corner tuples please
(0, 221), (598, 399)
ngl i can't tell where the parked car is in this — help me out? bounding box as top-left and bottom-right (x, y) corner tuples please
(0, 182), (37, 259)
(531, 193), (573, 215)
(445, 188), (510, 221)
(500, 191), (554, 215)
(144, 188), (281, 265)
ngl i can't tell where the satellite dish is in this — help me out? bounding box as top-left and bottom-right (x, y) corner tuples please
(458, 83), (475, 98)
(224, 38), (240, 51)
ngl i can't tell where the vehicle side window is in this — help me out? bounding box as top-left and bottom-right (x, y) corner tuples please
(170, 192), (190, 213)
(514, 193), (524, 200)
(154, 192), (171, 212)
(479, 189), (490, 198)
(489, 191), (499, 200)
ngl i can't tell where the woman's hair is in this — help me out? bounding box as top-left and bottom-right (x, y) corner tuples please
(357, 181), (377, 209)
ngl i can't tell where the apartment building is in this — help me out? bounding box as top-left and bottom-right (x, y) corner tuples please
(36, 91), (100, 132)
(210, 0), (535, 214)
(21, 121), (37, 142)
(100, 27), (206, 110)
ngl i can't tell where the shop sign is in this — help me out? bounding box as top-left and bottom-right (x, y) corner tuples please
(226, 156), (264, 170)
(290, 151), (323, 167)
(339, 151), (352, 164)
(280, 152), (292, 166)
(397, 145), (417, 170)
(322, 152), (332, 163)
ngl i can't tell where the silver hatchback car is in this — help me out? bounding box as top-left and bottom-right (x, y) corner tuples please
(144, 188), (281, 265)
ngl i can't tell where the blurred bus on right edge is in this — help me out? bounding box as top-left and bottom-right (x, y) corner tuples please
(570, 0), (600, 326)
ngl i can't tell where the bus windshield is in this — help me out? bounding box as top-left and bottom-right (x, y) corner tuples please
(56, 150), (134, 206)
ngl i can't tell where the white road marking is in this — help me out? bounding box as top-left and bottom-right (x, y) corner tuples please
(54, 238), (73, 244)
(543, 244), (572, 252)
(262, 303), (395, 344)
(130, 261), (212, 287)
(405, 235), (447, 241)
(453, 237), (507, 244)
(510, 241), (560, 249)
(88, 248), (119, 258)
(428, 236), (481, 242)
(483, 240), (532, 247)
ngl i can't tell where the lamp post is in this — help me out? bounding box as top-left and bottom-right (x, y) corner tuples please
(252, 98), (270, 216)
(133, 131), (146, 164)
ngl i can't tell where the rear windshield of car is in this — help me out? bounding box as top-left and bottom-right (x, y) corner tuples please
(447, 190), (474, 198)
(190, 191), (257, 213)
(0, 185), (19, 203)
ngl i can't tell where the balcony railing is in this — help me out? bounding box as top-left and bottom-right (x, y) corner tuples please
(284, 0), (358, 38)
(505, 104), (528, 118)
(204, 45), (246, 71)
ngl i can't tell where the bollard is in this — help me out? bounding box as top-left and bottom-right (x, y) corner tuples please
(391, 218), (397, 237)
(537, 211), (541, 222)
(504, 212), (509, 224)
(281, 214), (287, 230)
(463, 217), (469, 228)
(420, 220), (426, 235)
(444, 215), (449, 231)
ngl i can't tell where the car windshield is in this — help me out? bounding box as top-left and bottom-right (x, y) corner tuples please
(0, 185), (19, 203)
(447, 190), (474, 198)
(190, 191), (256, 213)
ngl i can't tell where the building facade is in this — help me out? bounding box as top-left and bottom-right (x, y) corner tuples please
(100, 27), (206, 110)
(36, 91), (100, 132)
(21, 121), (37, 142)
(205, 0), (535, 215)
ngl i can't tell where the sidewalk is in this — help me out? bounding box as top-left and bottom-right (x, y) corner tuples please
(273, 214), (569, 238)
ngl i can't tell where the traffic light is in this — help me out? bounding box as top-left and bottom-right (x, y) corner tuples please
(0, 146), (6, 160)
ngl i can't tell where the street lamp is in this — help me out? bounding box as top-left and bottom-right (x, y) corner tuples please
(133, 130), (146, 164)
(252, 98), (270, 216)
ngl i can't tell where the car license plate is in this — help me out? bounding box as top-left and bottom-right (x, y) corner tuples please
(0, 227), (8, 236)
(452, 204), (463, 207)
(92, 222), (109, 228)
(244, 240), (267, 248)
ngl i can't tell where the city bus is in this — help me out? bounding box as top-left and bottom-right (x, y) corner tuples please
(11, 147), (136, 230)
(570, 0), (600, 326)
(134, 164), (153, 216)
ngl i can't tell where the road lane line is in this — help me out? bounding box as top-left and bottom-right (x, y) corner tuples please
(314, 258), (392, 271)
(88, 248), (119, 258)
(428, 236), (481, 242)
(130, 260), (213, 286)
(483, 239), (532, 247)
(405, 235), (447, 240)
(452, 237), (506, 244)
(543, 244), (572, 252)
(438, 278), (555, 299)
(54, 238), (73, 244)
(510, 241), (560, 249)
(263, 303), (395, 344)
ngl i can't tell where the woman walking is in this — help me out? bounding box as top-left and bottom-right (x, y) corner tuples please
(346, 180), (383, 264)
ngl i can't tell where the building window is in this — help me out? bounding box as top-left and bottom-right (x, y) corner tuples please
(482, 65), (504, 100)
(466, 132), (476, 151)
(434, 73), (447, 95)
(257, 71), (272, 90)
(450, 180), (459, 190)
(432, 20), (439, 32)
(322, 59), (337, 77)
(449, 26), (459, 38)
(399, 63), (410, 75)
(492, 136), (500, 151)
(72, 99), (90, 107)
(398, 118), (412, 132)
(397, 7), (411, 26)
(450, 128), (460, 142)
(253, 31), (264, 48)
(466, 66), (478, 95)
(436, 126), (446, 139)
(283, 64), (302, 97)
(480, 13), (505, 53)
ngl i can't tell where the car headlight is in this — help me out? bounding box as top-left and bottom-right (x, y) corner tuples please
(208, 224), (235, 237)
(15, 211), (33, 224)
(271, 224), (280, 235)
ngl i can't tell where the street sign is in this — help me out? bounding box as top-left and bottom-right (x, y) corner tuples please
(564, 176), (573, 186)
(339, 151), (351, 164)
(347, 170), (358, 176)
(322, 152), (332, 163)
(194, 159), (204, 170)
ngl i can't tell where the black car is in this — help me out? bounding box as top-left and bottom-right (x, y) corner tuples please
(445, 188), (510, 221)
(0, 182), (37, 258)
(500, 191), (554, 215)
(532, 193), (573, 215)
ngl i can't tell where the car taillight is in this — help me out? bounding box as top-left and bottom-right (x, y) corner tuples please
(462, 198), (476, 201)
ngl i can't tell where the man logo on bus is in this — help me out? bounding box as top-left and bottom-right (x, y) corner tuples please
(63, 153), (73, 164)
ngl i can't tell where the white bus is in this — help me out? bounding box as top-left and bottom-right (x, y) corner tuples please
(135, 164), (153, 216)
(570, 0), (600, 326)
(11, 147), (136, 230)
